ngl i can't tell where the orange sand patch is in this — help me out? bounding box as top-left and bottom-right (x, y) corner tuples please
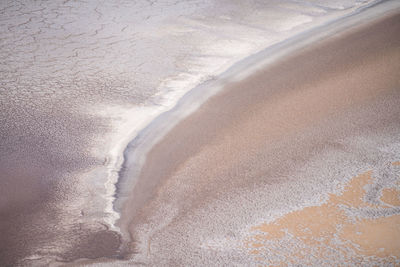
(245, 165), (400, 265)
(381, 188), (400, 207)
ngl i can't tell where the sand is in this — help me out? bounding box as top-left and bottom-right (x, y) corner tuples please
(6, 1), (388, 265)
(2, 1), (399, 266)
(119, 11), (400, 266)
(246, 169), (400, 265)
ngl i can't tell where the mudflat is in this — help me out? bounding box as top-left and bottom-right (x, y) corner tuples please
(121, 12), (400, 265)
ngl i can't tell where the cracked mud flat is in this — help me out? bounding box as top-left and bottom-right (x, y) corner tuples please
(0, 0), (399, 266)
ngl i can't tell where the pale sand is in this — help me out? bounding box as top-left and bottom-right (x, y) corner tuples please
(121, 12), (400, 265)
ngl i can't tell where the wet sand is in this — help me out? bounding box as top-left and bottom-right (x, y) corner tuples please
(121, 11), (400, 265)
(0, 160), (122, 266)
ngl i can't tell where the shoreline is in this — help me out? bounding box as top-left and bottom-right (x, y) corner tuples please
(112, 6), (398, 267)
(3, 0), (398, 265)
(113, 0), (400, 251)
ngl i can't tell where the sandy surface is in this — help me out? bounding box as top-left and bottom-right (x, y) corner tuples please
(120, 12), (400, 265)
(246, 168), (400, 265)
(4, 1), (384, 265)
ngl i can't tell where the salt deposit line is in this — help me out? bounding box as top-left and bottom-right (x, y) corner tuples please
(110, 0), (398, 244)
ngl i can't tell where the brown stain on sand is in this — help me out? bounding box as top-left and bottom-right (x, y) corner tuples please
(245, 165), (400, 265)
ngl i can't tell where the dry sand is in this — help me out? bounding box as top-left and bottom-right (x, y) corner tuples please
(120, 12), (400, 265)
(246, 169), (400, 265)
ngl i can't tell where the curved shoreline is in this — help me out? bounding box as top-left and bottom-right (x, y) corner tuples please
(120, 8), (400, 265)
(112, 0), (400, 257)
(61, 1), (400, 265)
(3, 0), (398, 265)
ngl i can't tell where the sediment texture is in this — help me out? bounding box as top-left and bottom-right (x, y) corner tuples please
(123, 13), (400, 266)
(0, 0), (397, 265)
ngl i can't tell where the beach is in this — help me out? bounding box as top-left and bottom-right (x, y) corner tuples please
(118, 10), (400, 266)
